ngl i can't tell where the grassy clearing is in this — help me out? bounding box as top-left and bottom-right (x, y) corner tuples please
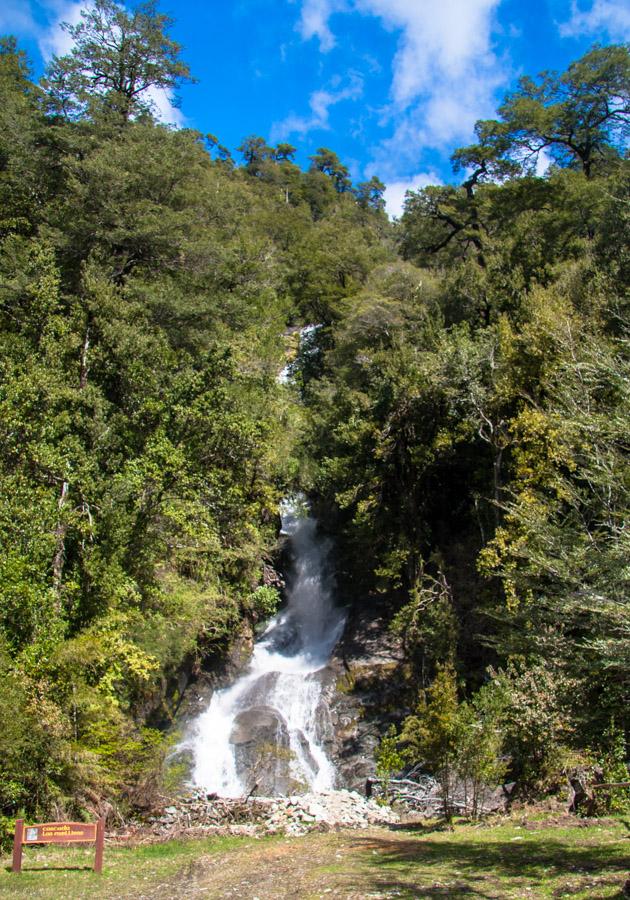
(331, 818), (630, 899)
(0, 833), (273, 899)
(0, 817), (628, 899)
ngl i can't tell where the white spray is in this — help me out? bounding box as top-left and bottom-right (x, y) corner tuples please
(188, 497), (345, 796)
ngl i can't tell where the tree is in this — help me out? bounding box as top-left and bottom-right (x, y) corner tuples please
(400, 184), (490, 270)
(496, 45), (629, 178)
(479, 321), (630, 736)
(400, 664), (460, 821)
(0, 38), (46, 236)
(310, 147), (352, 193)
(451, 119), (520, 186)
(42, 0), (192, 122)
(456, 682), (508, 818)
(355, 176), (386, 213)
(205, 133), (233, 165)
(237, 135), (273, 175)
(274, 143), (296, 162)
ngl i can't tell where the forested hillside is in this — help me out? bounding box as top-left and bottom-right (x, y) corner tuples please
(303, 44), (630, 799)
(0, 0), (628, 837)
(0, 4), (389, 836)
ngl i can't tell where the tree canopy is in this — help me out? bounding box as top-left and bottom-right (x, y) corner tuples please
(454, 44), (630, 179)
(43, 0), (192, 121)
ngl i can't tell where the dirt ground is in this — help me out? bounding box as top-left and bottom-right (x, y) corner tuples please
(134, 831), (383, 899)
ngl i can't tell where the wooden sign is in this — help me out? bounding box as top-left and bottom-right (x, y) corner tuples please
(12, 818), (105, 874)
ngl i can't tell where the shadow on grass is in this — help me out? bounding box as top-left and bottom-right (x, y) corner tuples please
(341, 831), (629, 899)
(4, 865), (95, 873)
(389, 821), (455, 834)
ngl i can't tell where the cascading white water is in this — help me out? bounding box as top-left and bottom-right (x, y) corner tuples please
(188, 496), (345, 797)
(278, 324), (321, 384)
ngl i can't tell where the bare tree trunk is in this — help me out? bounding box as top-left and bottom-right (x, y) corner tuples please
(492, 445), (504, 526)
(52, 480), (69, 605)
(80, 325), (90, 389)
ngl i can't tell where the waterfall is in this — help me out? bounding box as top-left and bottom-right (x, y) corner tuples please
(188, 496), (345, 797)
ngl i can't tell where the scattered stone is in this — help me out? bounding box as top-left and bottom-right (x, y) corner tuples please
(130, 788), (399, 841)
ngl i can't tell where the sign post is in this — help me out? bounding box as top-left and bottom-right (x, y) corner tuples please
(11, 819), (24, 874)
(12, 819), (105, 874)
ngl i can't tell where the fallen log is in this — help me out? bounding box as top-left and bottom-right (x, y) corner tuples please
(592, 782), (630, 789)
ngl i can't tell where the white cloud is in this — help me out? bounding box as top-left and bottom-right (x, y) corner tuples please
(0, 0), (86, 58)
(271, 71), (363, 139)
(353, 0), (502, 109)
(559, 0), (630, 39)
(535, 147), (553, 177)
(145, 85), (186, 128)
(298, 0), (348, 51)
(38, 0), (89, 60)
(296, 0), (507, 176)
(0, 0), (38, 36)
(365, 65), (503, 181)
(383, 171), (442, 218)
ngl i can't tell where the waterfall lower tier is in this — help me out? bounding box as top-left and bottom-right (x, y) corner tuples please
(188, 497), (345, 797)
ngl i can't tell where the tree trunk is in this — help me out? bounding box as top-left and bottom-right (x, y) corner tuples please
(52, 480), (69, 606)
(80, 325), (90, 389)
(492, 445), (504, 525)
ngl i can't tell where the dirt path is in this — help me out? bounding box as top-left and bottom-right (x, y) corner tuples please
(132, 831), (382, 900)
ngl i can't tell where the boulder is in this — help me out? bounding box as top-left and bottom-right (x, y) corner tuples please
(230, 706), (294, 796)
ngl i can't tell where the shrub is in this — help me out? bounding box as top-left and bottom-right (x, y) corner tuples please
(491, 662), (575, 791)
(248, 585), (281, 619)
(375, 725), (406, 802)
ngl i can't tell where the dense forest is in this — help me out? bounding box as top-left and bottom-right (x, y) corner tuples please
(0, 0), (628, 839)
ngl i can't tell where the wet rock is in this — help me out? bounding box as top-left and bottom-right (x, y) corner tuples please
(230, 706), (294, 796)
(324, 602), (408, 792)
(262, 562), (285, 591)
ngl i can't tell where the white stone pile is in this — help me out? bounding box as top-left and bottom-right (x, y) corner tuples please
(145, 789), (398, 838)
(265, 789), (399, 835)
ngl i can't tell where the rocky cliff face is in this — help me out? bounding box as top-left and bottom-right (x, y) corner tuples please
(323, 601), (410, 792)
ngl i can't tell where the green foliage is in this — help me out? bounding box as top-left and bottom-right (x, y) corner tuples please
(1, 23), (628, 822)
(375, 725), (406, 802)
(451, 45), (629, 181)
(400, 664), (461, 820)
(455, 680), (509, 817)
(0, 21), (392, 823)
(475, 663), (574, 791)
(42, 0), (192, 122)
(390, 564), (457, 685)
(300, 48), (629, 794)
(310, 147), (352, 193)
(0, 641), (73, 819)
(597, 721), (630, 814)
(247, 585), (281, 619)
(497, 44), (629, 178)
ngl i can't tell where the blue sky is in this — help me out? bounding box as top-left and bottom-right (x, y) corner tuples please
(2, 0), (629, 215)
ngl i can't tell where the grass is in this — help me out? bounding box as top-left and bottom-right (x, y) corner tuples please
(0, 816), (628, 899)
(0, 833), (272, 899)
(334, 818), (630, 899)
